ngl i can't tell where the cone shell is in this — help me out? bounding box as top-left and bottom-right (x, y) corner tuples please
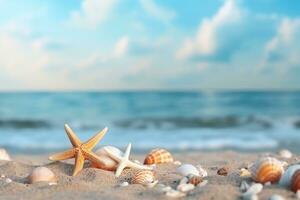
(28, 167), (57, 184)
(91, 146), (120, 171)
(144, 149), (173, 165)
(131, 170), (155, 185)
(291, 169), (300, 192)
(250, 157), (284, 184)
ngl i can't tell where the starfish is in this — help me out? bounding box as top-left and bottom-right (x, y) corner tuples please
(49, 124), (108, 176)
(104, 143), (153, 177)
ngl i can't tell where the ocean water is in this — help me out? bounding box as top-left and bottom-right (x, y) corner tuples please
(0, 91), (300, 153)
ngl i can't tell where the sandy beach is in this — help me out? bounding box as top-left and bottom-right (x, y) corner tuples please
(0, 150), (299, 200)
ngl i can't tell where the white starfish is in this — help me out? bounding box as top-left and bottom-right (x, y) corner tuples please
(104, 143), (153, 177)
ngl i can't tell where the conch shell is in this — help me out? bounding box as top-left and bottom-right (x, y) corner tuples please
(28, 167), (57, 184)
(91, 146), (122, 171)
(131, 170), (157, 187)
(144, 149), (173, 165)
(250, 157), (284, 184)
(292, 169), (300, 192)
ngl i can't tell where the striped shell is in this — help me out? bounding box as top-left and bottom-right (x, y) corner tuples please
(250, 157), (284, 184)
(187, 175), (202, 186)
(144, 149), (173, 165)
(291, 169), (300, 192)
(131, 170), (155, 185)
(279, 164), (300, 187)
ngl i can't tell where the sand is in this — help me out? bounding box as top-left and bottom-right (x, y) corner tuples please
(0, 151), (299, 200)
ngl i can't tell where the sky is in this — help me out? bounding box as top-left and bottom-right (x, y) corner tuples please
(0, 0), (299, 91)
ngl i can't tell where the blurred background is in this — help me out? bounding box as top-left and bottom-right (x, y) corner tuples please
(0, 0), (299, 153)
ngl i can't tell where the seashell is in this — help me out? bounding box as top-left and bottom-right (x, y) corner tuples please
(240, 181), (250, 192)
(187, 174), (202, 186)
(217, 166), (228, 176)
(279, 164), (300, 187)
(28, 167), (57, 184)
(179, 176), (188, 185)
(250, 157), (284, 184)
(177, 183), (195, 192)
(144, 149), (173, 165)
(165, 189), (186, 198)
(1, 174), (5, 178)
(242, 183), (263, 197)
(48, 182), (57, 186)
(278, 149), (292, 159)
(174, 160), (182, 165)
(0, 148), (11, 161)
(119, 181), (129, 187)
(131, 170), (156, 186)
(176, 164), (199, 176)
(240, 168), (251, 177)
(91, 146), (122, 171)
(269, 194), (285, 200)
(5, 178), (12, 183)
(291, 169), (300, 192)
(196, 164), (208, 177)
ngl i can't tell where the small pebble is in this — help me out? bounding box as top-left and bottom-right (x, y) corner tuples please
(242, 183), (263, 196)
(48, 182), (57, 186)
(217, 167), (228, 176)
(173, 160), (182, 165)
(165, 189), (186, 198)
(240, 181), (250, 192)
(240, 168), (251, 177)
(0, 174), (5, 178)
(161, 186), (172, 192)
(177, 183), (195, 192)
(5, 178), (12, 183)
(269, 194), (285, 200)
(119, 181), (129, 187)
(278, 149), (292, 159)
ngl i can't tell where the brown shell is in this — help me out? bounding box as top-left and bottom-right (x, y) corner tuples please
(187, 175), (203, 186)
(144, 149), (173, 165)
(131, 170), (155, 185)
(250, 157), (284, 184)
(291, 169), (300, 192)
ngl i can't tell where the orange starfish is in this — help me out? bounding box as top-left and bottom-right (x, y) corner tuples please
(49, 124), (108, 176)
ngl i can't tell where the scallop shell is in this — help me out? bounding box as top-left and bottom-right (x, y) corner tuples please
(28, 167), (57, 184)
(279, 164), (300, 187)
(291, 169), (300, 192)
(91, 146), (122, 171)
(144, 149), (173, 165)
(0, 148), (11, 161)
(176, 164), (199, 176)
(131, 170), (156, 186)
(250, 157), (284, 184)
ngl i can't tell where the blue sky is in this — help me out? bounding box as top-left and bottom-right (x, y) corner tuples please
(0, 0), (299, 90)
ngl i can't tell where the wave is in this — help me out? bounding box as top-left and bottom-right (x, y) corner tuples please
(0, 119), (51, 129)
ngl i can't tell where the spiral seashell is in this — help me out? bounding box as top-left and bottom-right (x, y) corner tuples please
(144, 149), (173, 165)
(250, 157), (284, 184)
(28, 167), (57, 184)
(0, 148), (11, 161)
(91, 146), (122, 171)
(291, 169), (300, 192)
(279, 164), (300, 187)
(187, 174), (202, 186)
(131, 170), (156, 186)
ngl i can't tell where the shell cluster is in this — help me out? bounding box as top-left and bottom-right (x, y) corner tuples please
(131, 170), (156, 187)
(250, 157), (284, 184)
(28, 167), (57, 184)
(144, 149), (173, 165)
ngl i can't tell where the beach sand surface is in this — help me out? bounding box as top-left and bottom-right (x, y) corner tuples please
(0, 151), (299, 200)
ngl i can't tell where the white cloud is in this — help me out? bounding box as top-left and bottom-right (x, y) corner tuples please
(70, 0), (118, 28)
(114, 36), (129, 57)
(140, 0), (175, 23)
(176, 0), (241, 60)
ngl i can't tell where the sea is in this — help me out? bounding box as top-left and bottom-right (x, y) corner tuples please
(0, 91), (300, 153)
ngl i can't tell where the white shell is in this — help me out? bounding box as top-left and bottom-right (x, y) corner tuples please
(278, 149), (292, 159)
(97, 146), (123, 159)
(92, 146), (123, 170)
(176, 164), (199, 176)
(177, 183), (195, 192)
(279, 164), (300, 187)
(28, 167), (57, 184)
(242, 183), (263, 197)
(119, 181), (129, 187)
(196, 164), (208, 177)
(269, 194), (285, 200)
(0, 148), (11, 161)
(5, 178), (12, 183)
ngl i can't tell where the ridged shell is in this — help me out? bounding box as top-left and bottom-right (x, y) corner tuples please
(131, 170), (155, 185)
(28, 167), (57, 184)
(250, 157), (284, 184)
(0, 148), (11, 161)
(176, 164), (199, 176)
(291, 169), (300, 192)
(279, 164), (300, 187)
(91, 146), (122, 171)
(187, 175), (202, 186)
(144, 149), (173, 165)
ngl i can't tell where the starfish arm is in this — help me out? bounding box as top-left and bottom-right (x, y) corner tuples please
(124, 143), (131, 159)
(103, 147), (122, 161)
(115, 161), (127, 177)
(73, 150), (85, 176)
(84, 151), (106, 166)
(64, 124), (81, 147)
(49, 149), (75, 161)
(83, 127), (108, 150)
(127, 161), (153, 170)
